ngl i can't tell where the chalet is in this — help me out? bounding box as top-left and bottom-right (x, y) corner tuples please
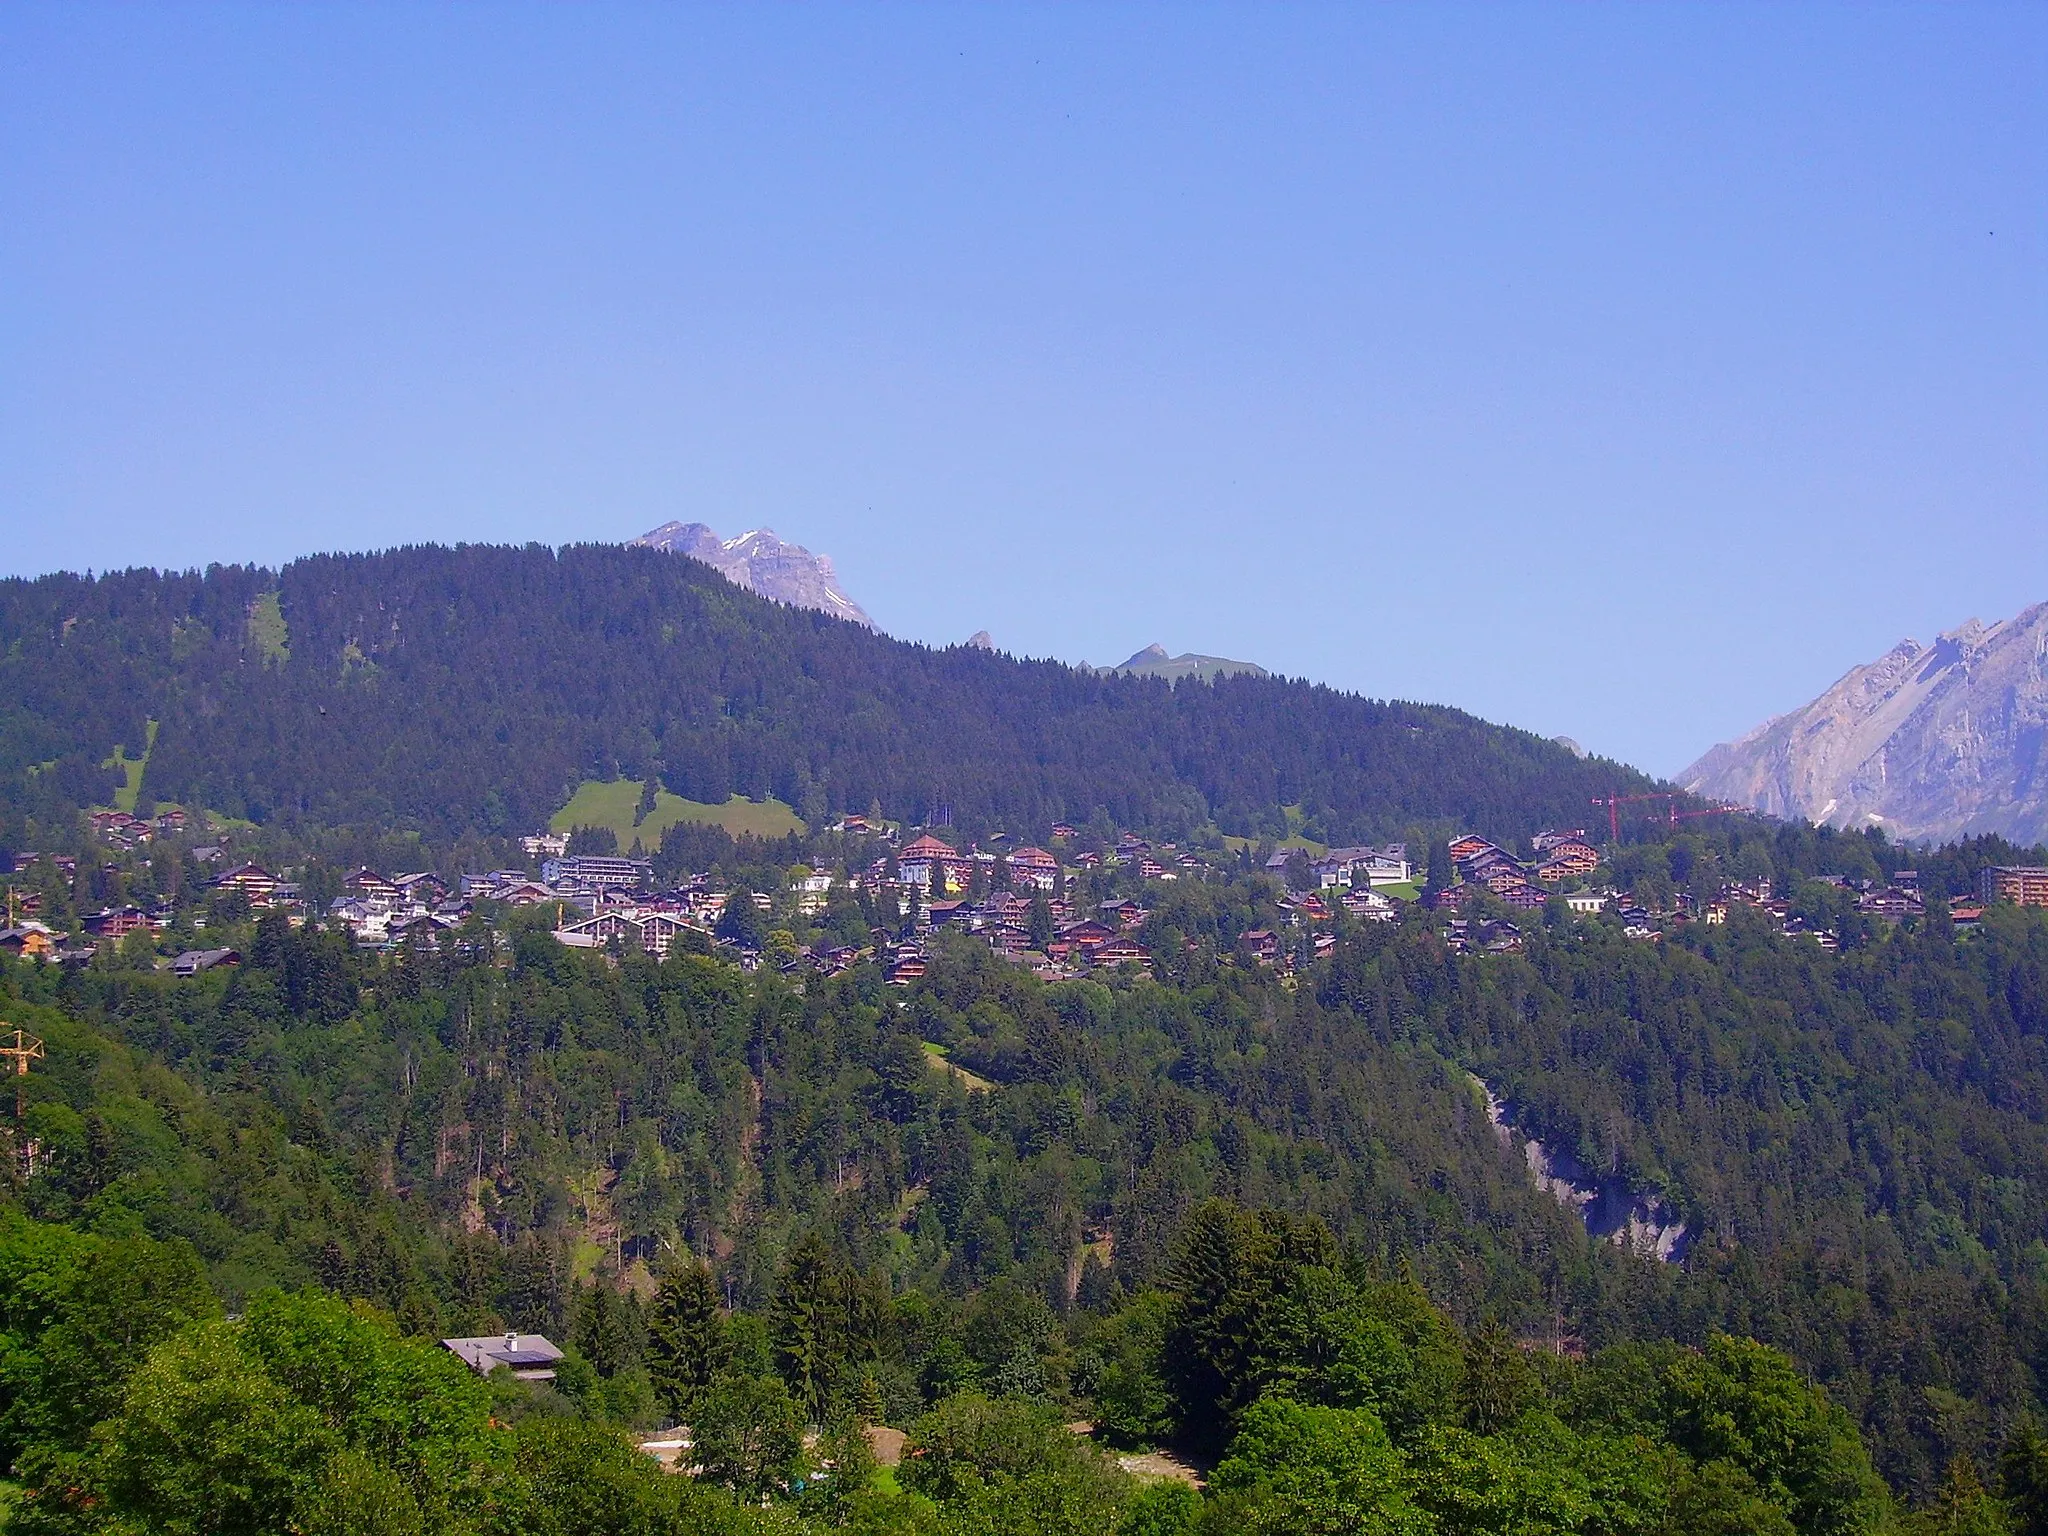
(1137, 857), (1167, 881)
(1059, 919), (1118, 955)
(809, 944), (868, 977)
(1950, 902), (1985, 932)
(1446, 835), (1499, 865)
(1495, 882), (1549, 912)
(1857, 887), (1926, 922)
(345, 867), (401, 906)
(986, 922), (1034, 954)
(1288, 892), (1331, 921)
(1098, 900), (1148, 930)
(1531, 828), (1588, 853)
(1426, 883), (1481, 912)
(925, 899), (974, 930)
(520, 832), (570, 859)
(557, 910), (698, 960)
(1050, 823), (1076, 841)
(1071, 850), (1102, 870)
(1562, 889), (1610, 915)
(394, 871), (451, 903)
(885, 952), (928, 986)
(166, 946), (240, 977)
(214, 863), (278, 903)
(1312, 931), (1338, 959)
(1091, 938), (1153, 973)
(388, 913), (460, 947)
(494, 881), (563, 908)
(0, 925), (62, 959)
(1534, 842), (1600, 883)
(1477, 920), (1525, 954)
(1239, 929), (1282, 964)
(1008, 847), (1059, 890)
(442, 1333), (564, 1382)
(155, 808), (189, 836)
(1466, 850), (1525, 885)
(81, 906), (151, 941)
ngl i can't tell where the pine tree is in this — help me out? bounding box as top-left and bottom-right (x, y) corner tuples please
(647, 1263), (729, 1418)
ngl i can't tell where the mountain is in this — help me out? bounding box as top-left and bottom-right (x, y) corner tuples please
(1680, 601), (2048, 844)
(0, 544), (1652, 847)
(633, 520), (873, 627)
(1101, 643), (1268, 684)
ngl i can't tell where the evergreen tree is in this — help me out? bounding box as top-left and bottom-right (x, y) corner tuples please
(646, 1264), (729, 1417)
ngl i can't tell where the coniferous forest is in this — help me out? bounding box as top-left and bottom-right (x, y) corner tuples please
(0, 544), (1650, 850)
(0, 546), (2046, 1533)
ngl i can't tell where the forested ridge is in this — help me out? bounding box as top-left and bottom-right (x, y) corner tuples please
(0, 544), (1650, 848)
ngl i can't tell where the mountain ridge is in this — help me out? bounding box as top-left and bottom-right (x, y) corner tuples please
(1680, 600), (2048, 844)
(1097, 643), (1269, 683)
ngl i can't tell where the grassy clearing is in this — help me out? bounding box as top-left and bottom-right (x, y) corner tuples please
(246, 591), (290, 665)
(921, 1042), (996, 1094)
(549, 779), (805, 849)
(102, 718), (158, 814)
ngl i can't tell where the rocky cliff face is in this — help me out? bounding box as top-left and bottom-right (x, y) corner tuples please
(1680, 602), (2048, 845)
(634, 522), (873, 628)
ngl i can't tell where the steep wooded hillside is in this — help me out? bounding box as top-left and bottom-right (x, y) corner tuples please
(0, 544), (1654, 845)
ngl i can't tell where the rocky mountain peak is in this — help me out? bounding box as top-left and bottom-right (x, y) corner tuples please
(634, 522), (873, 628)
(1680, 600), (2048, 845)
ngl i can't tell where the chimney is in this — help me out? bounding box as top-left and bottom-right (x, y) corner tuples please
(505, 1332), (518, 1352)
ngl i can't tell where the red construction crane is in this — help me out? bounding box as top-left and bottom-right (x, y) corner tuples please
(1591, 792), (1743, 840)
(1666, 803), (1741, 827)
(1590, 792), (1676, 841)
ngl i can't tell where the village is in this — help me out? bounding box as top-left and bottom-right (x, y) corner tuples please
(0, 798), (2021, 982)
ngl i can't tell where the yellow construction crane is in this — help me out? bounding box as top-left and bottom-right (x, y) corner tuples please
(0, 1027), (44, 1123)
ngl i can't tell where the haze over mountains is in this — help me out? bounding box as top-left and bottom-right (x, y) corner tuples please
(1682, 599), (2048, 845)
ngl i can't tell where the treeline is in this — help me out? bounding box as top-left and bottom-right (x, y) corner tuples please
(0, 544), (1654, 851)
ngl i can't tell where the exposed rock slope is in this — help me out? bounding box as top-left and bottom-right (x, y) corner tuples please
(1680, 602), (2048, 845)
(635, 522), (873, 627)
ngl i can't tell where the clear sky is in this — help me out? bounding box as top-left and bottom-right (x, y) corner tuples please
(3, 4), (2043, 777)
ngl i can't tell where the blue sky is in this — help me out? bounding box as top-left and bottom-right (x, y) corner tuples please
(3, 4), (2043, 777)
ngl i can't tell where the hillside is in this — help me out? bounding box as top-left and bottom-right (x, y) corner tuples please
(1682, 601), (2048, 844)
(0, 543), (1655, 849)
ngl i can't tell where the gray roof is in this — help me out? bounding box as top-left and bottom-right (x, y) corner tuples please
(440, 1332), (565, 1379)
